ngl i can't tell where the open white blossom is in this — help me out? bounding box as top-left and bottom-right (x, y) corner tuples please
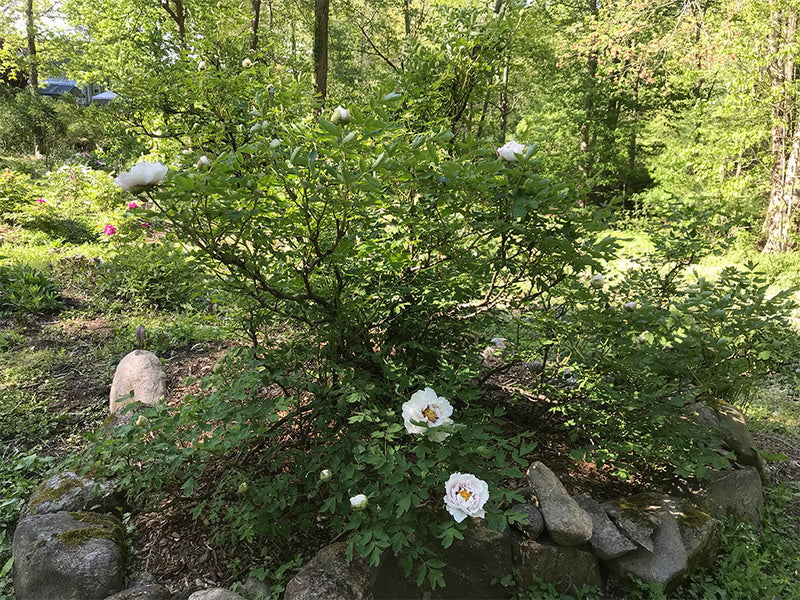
(443, 473), (489, 523)
(497, 140), (525, 161)
(350, 494), (368, 510)
(402, 387), (454, 441)
(242, 58), (252, 68)
(115, 161), (168, 193)
(590, 274), (605, 289)
(331, 105), (349, 124)
(196, 155), (212, 168)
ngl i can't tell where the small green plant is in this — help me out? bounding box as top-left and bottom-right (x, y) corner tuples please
(0, 263), (64, 318)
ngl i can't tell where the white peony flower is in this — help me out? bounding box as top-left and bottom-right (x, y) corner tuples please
(350, 494), (368, 510)
(319, 469), (332, 482)
(590, 274), (605, 289)
(402, 387), (454, 441)
(331, 105), (349, 124)
(242, 58), (252, 68)
(115, 161), (168, 193)
(624, 301), (637, 310)
(490, 337), (508, 350)
(497, 140), (525, 161)
(196, 155), (212, 168)
(443, 472), (489, 523)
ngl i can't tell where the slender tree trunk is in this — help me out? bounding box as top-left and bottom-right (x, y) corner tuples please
(25, 0), (37, 92)
(762, 8), (799, 252)
(313, 0), (329, 105)
(250, 0), (262, 52)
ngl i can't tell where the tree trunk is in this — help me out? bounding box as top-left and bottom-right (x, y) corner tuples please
(25, 0), (37, 92)
(313, 0), (329, 104)
(250, 0), (262, 52)
(761, 8), (798, 252)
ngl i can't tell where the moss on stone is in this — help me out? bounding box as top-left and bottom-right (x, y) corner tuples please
(27, 474), (84, 510)
(54, 513), (123, 548)
(616, 494), (660, 524)
(55, 526), (115, 547)
(679, 504), (712, 529)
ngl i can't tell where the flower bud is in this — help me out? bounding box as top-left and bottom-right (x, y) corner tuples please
(237, 482), (249, 494)
(350, 494), (368, 510)
(196, 155), (212, 168)
(331, 106), (349, 124)
(135, 415), (147, 427)
(198, 61), (207, 71)
(269, 138), (281, 149)
(590, 274), (604, 289)
(319, 469), (332, 482)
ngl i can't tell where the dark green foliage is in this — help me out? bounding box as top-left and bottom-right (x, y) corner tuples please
(0, 263), (63, 318)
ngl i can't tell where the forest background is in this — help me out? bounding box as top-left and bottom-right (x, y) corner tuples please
(2, 0), (800, 599)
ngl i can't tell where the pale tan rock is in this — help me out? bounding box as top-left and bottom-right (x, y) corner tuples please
(109, 350), (166, 414)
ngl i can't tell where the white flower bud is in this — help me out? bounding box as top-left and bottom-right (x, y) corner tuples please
(331, 105), (349, 124)
(269, 138), (281, 149)
(196, 155), (212, 168)
(590, 274), (605, 289)
(497, 140), (526, 161)
(350, 494), (368, 510)
(319, 469), (332, 482)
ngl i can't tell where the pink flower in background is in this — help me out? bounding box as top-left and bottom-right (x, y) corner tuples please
(35, 198), (46, 203)
(103, 224), (116, 236)
(128, 201), (139, 209)
(141, 222), (151, 229)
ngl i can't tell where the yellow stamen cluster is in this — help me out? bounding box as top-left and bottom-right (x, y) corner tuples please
(422, 406), (439, 422)
(458, 489), (472, 501)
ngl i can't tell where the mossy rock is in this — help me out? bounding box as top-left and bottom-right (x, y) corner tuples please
(12, 511), (125, 600)
(23, 470), (121, 517)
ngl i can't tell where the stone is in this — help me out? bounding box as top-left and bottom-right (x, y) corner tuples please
(603, 494), (717, 594)
(371, 519), (513, 600)
(690, 402), (764, 472)
(526, 462), (593, 546)
(700, 466), (763, 529)
(511, 503), (545, 540)
(284, 542), (372, 600)
(104, 584), (172, 600)
(242, 575), (271, 599)
(513, 538), (602, 595)
(602, 498), (658, 552)
(574, 494), (637, 560)
(187, 589), (246, 600)
(23, 471), (120, 517)
(13, 511), (124, 600)
(109, 350), (167, 414)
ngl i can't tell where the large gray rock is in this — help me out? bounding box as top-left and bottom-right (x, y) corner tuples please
(602, 498), (658, 552)
(700, 466), (763, 529)
(603, 494), (716, 594)
(574, 494), (637, 560)
(187, 589), (246, 600)
(23, 471), (120, 517)
(691, 402), (764, 472)
(109, 350), (166, 414)
(511, 503), (545, 540)
(103, 584), (171, 600)
(526, 462), (593, 546)
(371, 519), (513, 600)
(284, 543), (372, 600)
(13, 511), (124, 600)
(513, 538), (602, 595)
